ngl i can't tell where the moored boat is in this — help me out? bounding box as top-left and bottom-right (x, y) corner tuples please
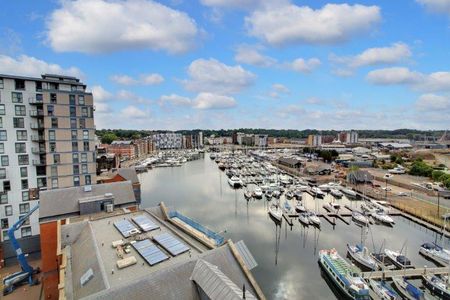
(372, 210), (395, 226)
(295, 202), (306, 213)
(331, 188), (344, 198)
(392, 277), (426, 300)
(324, 202), (341, 213)
(244, 189), (252, 199)
(347, 244), (378, 271)
(253, 187), (263, 199)
(368, 279), (400, 300)
(268, 204), (283, 222)
(298, 212), (309, 225)
(311, 187), (326, 198)
(419, 242), (450, 266)
(308, 211), (321, 227)
(422, 274), (450, 299)
(352, 211), (370, 226)
(228, 176), (243, 188)
(384, 249), (412, 269)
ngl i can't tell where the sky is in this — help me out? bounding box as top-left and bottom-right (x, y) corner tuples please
(0, 0), (450, 130)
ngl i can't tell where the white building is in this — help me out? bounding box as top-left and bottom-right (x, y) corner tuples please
(153, 133), (183, 149)
(255, 134), (268, 148)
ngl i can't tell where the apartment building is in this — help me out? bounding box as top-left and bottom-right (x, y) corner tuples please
(108, 140), (136, 159)
(0, 74), (96, 243)
(153, 132), (182, 150)
(338, 130), (359, 144)
(307, 134), (322, 147)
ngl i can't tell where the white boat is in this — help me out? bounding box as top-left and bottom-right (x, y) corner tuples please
(298, 212), (309, 225)
(341, 187), (357, 198)
(368, 279), (400, 300)
(352, 212), (370, 226)
(295, 202), (306, 213)
(285, 191), (294, 199)
(323, 202), (340, 213)
(419, 242), (450, 266)
(372, 210), (395, 226)
(384, 249), (412, 269)
(392, 277), (426, 300)
(253, 187), (263, 199)
(308, 211), (321, 226)
(296, 184), (309, 192)
(311, 187), (325, 198)
(228, 176), (243, 188)
(423, 274), (450, 299)
(244, 189), (252, 199)
(318, 184), (332, 192)
(347, 244), (378, 271)
(330, 188), (343, 198)
(268, 205), (283, 222)
(272, 189), (281, 198)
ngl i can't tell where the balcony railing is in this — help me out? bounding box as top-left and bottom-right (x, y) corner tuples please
(29, 97), (44, 105)
(31, 147), (46, 154)
(30, 123), (44, 130)
(32, 159), (46, 166)
(31, 135), (45, 142)
(29, 110), (44, 117)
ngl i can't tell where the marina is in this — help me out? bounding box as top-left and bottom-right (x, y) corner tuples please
(139, 153), (450, 299)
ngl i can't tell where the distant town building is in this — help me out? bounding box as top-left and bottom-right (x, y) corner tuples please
(322, 135), (335, 144)
(134, 137), (154, 157)
(96, 145), (119, 173)
(153, 132), (182, 150)
(307, 134), (322, 147)
(255, 134), (268, 148)
(338, 130), (358, 144)
(108, 140), (136, 159)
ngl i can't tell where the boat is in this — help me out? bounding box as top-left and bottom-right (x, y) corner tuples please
(298, 212), (310, 225)
(347, 244), (378, 271)
(318, 248), (370, 300)
(295, 202), (306, 213)
(253, 187), (263, 199)
(311, 187), (326, 198)
(384, 249), (412, 269)
(341, 187), (357, 198)
(319, 184), (332, 192)
(422, 274), (450, 299)
(273, 189), (281, 198)
(361, 202), (376, 214)
(392, 277), (426, 300)
(368, 279), (400, 300)
(285, 191), (294, 199)
(244, 189), (252, 200)
(294, 190), (303, 200)
(324, 202), (341, 213)
(218, 162), (226, 170)
(228, 176), (243, 188)
(209, 153), (216, 160)
(268, 204), (283, 222)
(265, 190), (273, 199)
(352, 212), (370, 226)
(308, 211), (321, 227)
(283, 201), (293, 214)
(330, 188), (344, 198)
(372, 210), (395, 226)
(419, 242), (450, 266)
(296, 184), (310, 192)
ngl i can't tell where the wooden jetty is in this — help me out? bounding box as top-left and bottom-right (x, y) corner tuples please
(321, 214), (336, 226)
(361, 266), (449, 280)
(282, 213), (293, 226)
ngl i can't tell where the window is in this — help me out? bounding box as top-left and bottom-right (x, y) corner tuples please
(0, 130), (7, 141)
(19, 203), (30, 214)
(13, 117), (24, 128)
(47, 105), (54, 116)
(51, 178), (58, 189)
(22, 191), (29, 201)
(73, 176), (80, 187)
(15, 79), (25, 90)
(70, 106), (76, 117)
(0, 78), (3, 89)
(0, 193), (7, 204)
(81, 164), (88, 174)
(72, 141), (78, 152)
(81, 107), (88, 117)
(37, 177), (47, 188)
(71, 85), (77, 92)
(1, 155), (8, 166)
(85, 175), (91, 185)
(20, 167), (27, 177)
(0, 143), (3, 154)
(36, 93), (43, 101)
(71, 130), (77, 140)
(3, 180), (10, 192)
(53, 154), (60, 164)
(21, 227), (32, 238)
(16, 130), (27, 141)
(69, 94), (76, 105)
(70, 118), (77, 129)
(19, 216), (30, 226)
(18, 155), (29, 165)
(15, 105), (26, 116)
(51, 117), (58, 128)
(83, 130), (89, 140)
(49, 130), (56, 141)
(5, 205), (12, 216)
(0, 104), (4, 115)
(81, 153), (87, 163)
(21, 179), (28, 190)
(2, 230), (9, 241)
(51, 166), (58, 177)
(79, 118), (86, 129)
(73, 165), (79, 175)
(1, 218), (8, 230)
(49, 83), (58, 90)
(78, 95), (85, 105)
(0, 168), (5, 179)
(0, 117), (2, 128)
(49, 142), (56, 152)
(72, 153), (79, 163)
(15, 143), (26, 153)
(36, 81), (42, 92)
(50, 93), (57, 103)
(12, 92), (23, 103)
(83, 141), (89, 151)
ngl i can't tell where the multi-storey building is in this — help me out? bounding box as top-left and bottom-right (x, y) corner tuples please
(0, 73), (96, 243)
(108, 140), (136, 159)
(255, 134), (268, 148)
(153, 132), (182, 150)
(307, 134), (322, 147)
(338, 130), (359, 144)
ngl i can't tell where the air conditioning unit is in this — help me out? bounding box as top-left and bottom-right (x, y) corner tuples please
(106, 204), (114, 212)
(84, 185), (92, 192)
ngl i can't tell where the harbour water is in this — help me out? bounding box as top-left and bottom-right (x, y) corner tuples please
(139, 156), (449, 299)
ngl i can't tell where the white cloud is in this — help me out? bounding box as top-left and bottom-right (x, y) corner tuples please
(200, 0), (287, 10)
(159, 94), (192, 107)
(184, 58), (256, 94)
(330, 42), (412, 73)
(47, 0), (198, 54)
(111, 73), (164, 85)
(121, 105), (148, 118)
(417, 0), (450, 15)
(245, 3), (381, 46)
(287, 58), (321, 73)
(193, 93), (237, 109)
(272, 83), (289, 94)
(367, 67), (450, 92)
(0, 54), (82, 78)
(234, 44), (277, 67)
(416, 94), (450, 111)
(117, 90), (150, 104)
(91, 85), (112, 102)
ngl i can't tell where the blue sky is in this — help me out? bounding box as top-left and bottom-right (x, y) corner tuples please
(0, 0), (449, 130)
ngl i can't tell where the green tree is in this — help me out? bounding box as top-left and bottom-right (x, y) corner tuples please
(432, 170), (445, 181)
(101, 132), (118, 144)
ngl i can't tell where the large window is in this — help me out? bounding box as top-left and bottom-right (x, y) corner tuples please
(49, 142), (56, 152)
(72, 141), (78, 152)
(83, 130), (89, 140)
(19, 203), (30, 214)
(78, 95), (85, 105)
(51, 166), (58, 177)
(0, 104), (4, 115)
(50, 93), (57, 103)
(15, 79), (25, 90)
(71, 130), (77, 140)
(73, 165), (79, 175)
(0, 130), (7, 141)
(36, 93), (43, 101)
(85, 175), (91, 185)
(3, 180), (10, 192)
(0, 168), (5, 179)
(36, 81), (42, 91)
(51, 178), (58, 189)
(22, 191), (29, 201)
(12, 92), (23, 103)
(70, 118), (77, 128)
(49, 130), (56, 141)
(0, 117), (2, 128)
(47, 105), (54, 116)
(0, 143), (3, 154)
(70, 106), (76, 117)
(15, 143), (26, 153)
(69, 95), (76, 105)
(73, 176), (80, 187)
(72, 153), (79, 163)
(18, 155), (29, 165)
(13, 117), (24, 128)
(79, 118), (86, 128)
(81, 152), (87, 163)
(51, 118), (58, 128)
(1, 155), (8, 166)
(5, 205), (12, 216)
(15, 105), (26, 116)
(0, 193), (7, 204)
(81, 164), (88, 174)
(83, 141), (89, 151)
(53, 154), (60, 164)
(16, 130), (27, 141)
(1, 218), (8, 230)
(0, 78), (3, 89)
(21, 179), (28, 190)
(21, 227), (32, 238)
(81, 107), (88, 117)
(20, 167), (27, 177)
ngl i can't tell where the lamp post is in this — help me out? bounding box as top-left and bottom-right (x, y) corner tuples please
(437, 191), (441, 220)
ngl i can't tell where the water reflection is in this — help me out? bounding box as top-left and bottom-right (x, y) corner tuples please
(139, 157), (448, 299)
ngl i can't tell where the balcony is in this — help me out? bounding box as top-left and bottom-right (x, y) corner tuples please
(29, 110), (44, 117)
(30, 123), (44, 130)
(29, 97), (44, 105)
(32, 159), (46, 166)
(31, 135), (45, 142)
(31, 147), (46, 154)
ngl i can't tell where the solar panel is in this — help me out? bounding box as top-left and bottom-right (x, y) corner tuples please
(133, 239), (169, 266)
(132, 215), (159, 232)
(153, 233), (190, 256)
(114, 219), (139, 238)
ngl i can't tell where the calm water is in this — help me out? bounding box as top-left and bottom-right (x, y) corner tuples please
(139, 156), (448, 300)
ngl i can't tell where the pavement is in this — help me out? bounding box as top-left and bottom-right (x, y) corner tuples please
(0, 258), (42, 299)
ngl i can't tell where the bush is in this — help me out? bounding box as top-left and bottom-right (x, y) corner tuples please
(444, 178), (450, 189)
(409, 160), (433, 177)
(432, 170), (446, 181)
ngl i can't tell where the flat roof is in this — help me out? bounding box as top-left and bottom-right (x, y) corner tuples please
(0, 73), (86, 86)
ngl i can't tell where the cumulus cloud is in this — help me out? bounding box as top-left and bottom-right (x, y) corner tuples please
(267, 83), (290, 98)
(417, 0), (450, 15)
(234, 44), (277, 67)
(0, 54), (82, 78)
(245, 3), (381, 46)
(159, 94), (192, 107)
(330, 42), (412, 75)
(416, 94), (450, 111)
(121, 105), (148, 118)
(46, 0), (199, 54)
(111, 73), (164, 85)
(287, 58), (321, 73)
(367, 67), (450, 92)
(200, 0), (287, 10)
(193, 92), (237, 109)
(117, 90), (150, 104)
(183, 58), (256, 94)
(91, 85), (112, 103)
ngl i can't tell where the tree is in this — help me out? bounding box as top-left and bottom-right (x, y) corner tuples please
(409, 160), (433, 177)
(432, 170), (445, 181)
(101, 132), (118, 144)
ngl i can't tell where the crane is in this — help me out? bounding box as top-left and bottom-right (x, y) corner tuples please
(2, 204), (40, 295)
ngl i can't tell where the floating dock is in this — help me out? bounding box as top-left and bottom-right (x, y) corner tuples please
(361, 266), (449, 280)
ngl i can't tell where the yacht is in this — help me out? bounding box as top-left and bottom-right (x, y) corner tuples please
(294, 190), (303, 200)
(268, 204), (283, 222)
(372, 210), (395, 226)
(244, 189), (252, 200)
(368, 279), (400, 300)
(298, 212), (309, 225)
(323, 202), (340, 214)
(423, 275), (450, 299)
(253, 187), (263, 199)
(330, 188), (344, 198)
(318, 184), (332, 192)
(341, 187), (357, 198)
(392, 277), (426, 300)
(295, 202), (306, 213)
(419, 242), (450, 266)
(384, 249), (412, 269)
(308, 211), (321, 227)
(311, 187), (325, 198)
(352, 212), (370, 226)
(285, 190), (294, 199)
(228, 176), (243, 188)
(347, 244), (378, 271)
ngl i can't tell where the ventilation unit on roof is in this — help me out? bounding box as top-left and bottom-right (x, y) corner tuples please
(80, 268), (94, 286)
(84, 185), (92, 192)
(104, 193), (113, 199)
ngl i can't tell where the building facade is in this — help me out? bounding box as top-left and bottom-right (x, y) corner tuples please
(307, 134), (322, 147)
(0, 74), (96, 242)
(338, 130), (358, 144)
(153, 132), (182, 150)
(255, 134), (268, 148)
(108, 140), (136, 159)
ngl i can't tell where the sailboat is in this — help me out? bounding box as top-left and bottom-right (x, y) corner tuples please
(347, 225), (378, 271)
(368, 279), (400, 300)
(385, 241), (413, 269)
(392, 277), (426, 300)
(422, 275), (450, 299)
